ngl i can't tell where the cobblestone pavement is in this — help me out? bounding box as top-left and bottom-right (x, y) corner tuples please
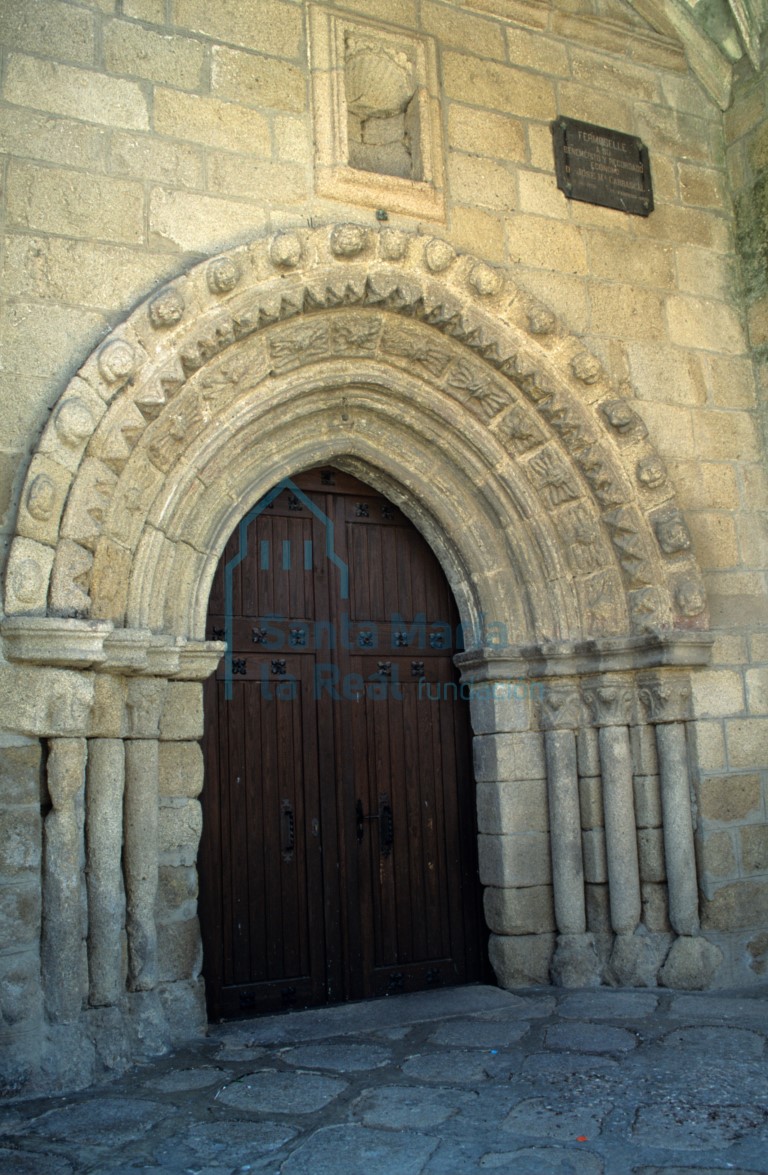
(1, 985), (767, 1174)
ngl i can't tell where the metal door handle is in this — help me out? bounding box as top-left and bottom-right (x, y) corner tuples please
(379, 795), (393, 857)
(356, 796), (393, 852)
(282, 799), (295, 857)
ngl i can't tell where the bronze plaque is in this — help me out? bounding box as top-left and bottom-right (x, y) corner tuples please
(552, 117), (653, 216)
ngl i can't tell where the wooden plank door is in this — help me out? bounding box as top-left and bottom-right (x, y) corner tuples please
(200, 468), (483, 1020)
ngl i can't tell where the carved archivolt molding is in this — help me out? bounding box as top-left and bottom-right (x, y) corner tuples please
(5, 224), (707, 645)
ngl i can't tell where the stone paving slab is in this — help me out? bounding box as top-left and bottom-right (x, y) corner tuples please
(0, 985), (766, 1174)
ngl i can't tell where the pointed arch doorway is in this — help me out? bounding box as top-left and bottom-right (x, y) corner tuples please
(199, 466), (485, 1019)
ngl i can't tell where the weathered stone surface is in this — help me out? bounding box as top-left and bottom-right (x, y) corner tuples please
(158, 741), (203, 797)
(545, 1022), (638, 1053)
(217, 1070), (348, 1114)
(42, 739), (87, 1023)
(489, 932), (555, 987)
(658, 935), (724, 989)
(155, 915), (202, 982)
(280, 1043), (392, 1071)
(281, 1124), (437, 1175)
(702, 880), (768, 930)
(483, 884), (555, 934)
(604, 932), (668, 987)
(550, 932), (601, 987)
(86, 738), (125, 1007)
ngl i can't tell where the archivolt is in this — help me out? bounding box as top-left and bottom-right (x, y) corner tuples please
(5, 223), (707, 644)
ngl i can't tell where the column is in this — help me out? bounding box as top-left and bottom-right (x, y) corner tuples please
(86, 738), (125, 1006)
(583, 678), (641, 936)
(123, 678), (165, 992)
(639, 675), (699, 936)
(542, 684), (586, 934)
(42, 738), (87, 1022)
(542, 682), (600, 986)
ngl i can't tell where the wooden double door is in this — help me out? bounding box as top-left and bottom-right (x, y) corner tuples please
(200, 468), (484, 1020)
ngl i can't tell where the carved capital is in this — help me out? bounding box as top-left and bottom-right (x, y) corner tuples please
(582, 679), (633, 726)
(638, 674), (692, 723)
(540, 684), (582, 730)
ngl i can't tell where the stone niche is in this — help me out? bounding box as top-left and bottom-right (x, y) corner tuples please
(310, 8), (445, 219)
(345, 36), (421, 180)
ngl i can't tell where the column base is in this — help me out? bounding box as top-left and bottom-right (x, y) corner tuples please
(550, 932), (601, 987)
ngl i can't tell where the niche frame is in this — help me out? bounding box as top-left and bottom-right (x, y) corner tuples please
(309, 5), (446, 220)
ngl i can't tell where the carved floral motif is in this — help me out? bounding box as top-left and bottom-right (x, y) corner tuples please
(99, 340), (136, 384)
(527, 447), (581, 509)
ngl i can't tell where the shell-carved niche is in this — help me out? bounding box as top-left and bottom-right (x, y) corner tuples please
(345, 36), (420, 180)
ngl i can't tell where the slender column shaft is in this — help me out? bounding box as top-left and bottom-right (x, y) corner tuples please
(86, 739), (126, 1006)
(545, 728), (586, 934)
(656, 722), (699, 935)
(599, 725), (641, 935)
(42, 738), (87, 1021)
(124, 738), (159, 991)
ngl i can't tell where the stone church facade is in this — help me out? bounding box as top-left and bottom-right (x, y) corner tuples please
(1, 0), (767, 1092)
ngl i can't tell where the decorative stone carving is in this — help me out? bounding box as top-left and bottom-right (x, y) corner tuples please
(330, 224), (369, 257)
(600, 399), (648, 439)
(637, 454), (667, 489)
(379, 229), (409, 260)
(582, 681), (633, 726)
(46, 674), (93, 734)
(447, 361), (510, 418)
(331, 315), (381, 353)
(344, 38), (417, 179)
(267, 232), (302, 270)
(268, 323), (330, 371)
(629, 587), (665, 632)
(583, 569), (624, 632)
(126, 678), (166, 738)
(603, 507), (653, 587)
(56, 398), (94, 447)
(527, 447), (581, 509)
(424, 238), (455, 273)
(9, 557), (45, 604)
(540, 684), (582, 730)
(345, 39), (414, 118)
(538, 397), (591, 452)
(560, 505), (605, 574)
(655, 512), (692, 555)
(469, 262), (503, 298)
(26, 474), (56, 522)
(675, 578), (706, 617)
(571, 352), (602, 384)
(638, 676), (692, 723)
(51, 540), (93, 618)
(527, 304), (555, 335)
(98, 339), (136, 385)
(149, 287), (185, 329)
(5, 225), (697, 650)
(207, 256), (241, 293)
(381, 326), (451, 377)
(496, 404), (545, 453)
(575, 445), (626, 508)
